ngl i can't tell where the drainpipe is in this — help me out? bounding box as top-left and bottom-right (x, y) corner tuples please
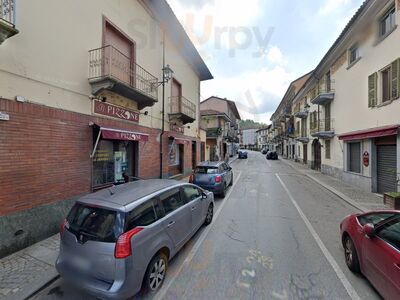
(160, 32), (166, 179)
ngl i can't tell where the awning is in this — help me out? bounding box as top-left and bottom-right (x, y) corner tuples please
(338, 125), (399, 141)
(90, 124), (149, 158)
(101, 127), (149, 142)
(168, 134), (191, 145)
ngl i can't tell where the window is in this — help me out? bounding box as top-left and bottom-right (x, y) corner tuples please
(183, 186), (202, 202)
(376, 216), (400, 251)
(349, 45), (360, 65)
(195, 166), (219, 174)
(379, 6), (396, 38)
(325, 140), (331, 159)
(160, 188), (185, 215)
(168, 140), (181, 166)
(92, 139), (136, 187)
(358, 213), (396, 226)
(126, 201), (157, 230)
(348, 142), (361, 173)
(67, 204), (123, 243)
(382, 67), (392, 102)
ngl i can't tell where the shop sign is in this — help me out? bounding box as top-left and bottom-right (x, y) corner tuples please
(170, 124), (184, 134)
(94, 101), (139, 123)
(0, 112), (10, 121)
(363, 151), (370, 167)
(102, 129), (149, 142)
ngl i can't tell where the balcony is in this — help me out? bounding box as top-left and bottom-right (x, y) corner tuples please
(206, 127), (223, 139)
(88, 45), (158, 110)
(169, 96), (196, 125)
(0, 0), (18, 44)
(310, 118), (335, 139)
(311, 79), (335, 106)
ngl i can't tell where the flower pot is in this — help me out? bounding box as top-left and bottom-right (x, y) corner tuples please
(383, 192), (400, 209)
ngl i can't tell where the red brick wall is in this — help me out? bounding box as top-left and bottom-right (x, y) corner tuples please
(0, 98), (161, 216)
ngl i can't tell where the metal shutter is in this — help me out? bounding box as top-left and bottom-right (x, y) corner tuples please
(377, 145), (397, 194)
(349, 143), (361, 173)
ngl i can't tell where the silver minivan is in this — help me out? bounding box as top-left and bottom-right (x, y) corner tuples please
(56, 179), (214, 299)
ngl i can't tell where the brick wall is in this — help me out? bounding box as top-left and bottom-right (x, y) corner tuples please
(0, 98), (161, 216)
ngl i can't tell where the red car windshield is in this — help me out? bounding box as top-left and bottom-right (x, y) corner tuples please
(357, 212), (398, 226)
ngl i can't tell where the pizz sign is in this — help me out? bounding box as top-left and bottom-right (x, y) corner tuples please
(93, 100), (140, 123)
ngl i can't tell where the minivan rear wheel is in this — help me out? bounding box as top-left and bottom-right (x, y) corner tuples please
(143, 253), (168, 293)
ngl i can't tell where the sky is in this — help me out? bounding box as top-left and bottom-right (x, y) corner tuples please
(166, 0), (365, 123)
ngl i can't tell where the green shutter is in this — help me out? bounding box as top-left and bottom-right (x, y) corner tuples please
(392, 58), (400, 99)
(368, 73), (377, 107)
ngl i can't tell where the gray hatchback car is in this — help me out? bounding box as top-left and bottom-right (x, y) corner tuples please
(56, 180), (214, 299)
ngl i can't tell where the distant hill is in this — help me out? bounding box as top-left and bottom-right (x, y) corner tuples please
(239, 119), (267, 130)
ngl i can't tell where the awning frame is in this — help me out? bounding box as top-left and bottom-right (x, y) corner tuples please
(338, 125), (399, 141)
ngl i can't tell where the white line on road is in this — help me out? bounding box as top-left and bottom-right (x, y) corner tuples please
(276, 174), (361, 300)
(154, 171), (243, 300)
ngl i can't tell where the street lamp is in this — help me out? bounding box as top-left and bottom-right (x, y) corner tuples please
(304, 103), (310, 113)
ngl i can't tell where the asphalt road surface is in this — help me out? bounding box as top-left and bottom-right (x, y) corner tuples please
(31, 151), (382, 300)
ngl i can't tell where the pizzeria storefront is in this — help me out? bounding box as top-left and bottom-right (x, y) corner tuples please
(91, 124), (149, 190)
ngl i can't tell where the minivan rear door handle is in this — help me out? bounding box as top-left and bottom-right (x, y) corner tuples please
(191, 206), (196, 211)
(167, 221), (175, 228)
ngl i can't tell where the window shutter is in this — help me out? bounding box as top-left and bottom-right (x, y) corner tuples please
(392, 58), (400, 99)
(368, 73), (377, 107)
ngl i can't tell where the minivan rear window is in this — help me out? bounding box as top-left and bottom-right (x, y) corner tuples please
(195, 166), (219, 174)
(66, 203), (123, 243)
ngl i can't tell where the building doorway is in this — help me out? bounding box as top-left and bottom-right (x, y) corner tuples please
(303, 144), (308, 165)
(377, 144), (397, 193)
(201, 142), (206, 161)
(312, 139), (321, 171)
(192, 141), (197, 169)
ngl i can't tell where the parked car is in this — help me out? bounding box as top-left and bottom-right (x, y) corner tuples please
(266, 151), (278, 160)
(238, 150), (248, 159)
(190, 161), (233, 197)
(56, 180), (214, 299)
(340, 211), (400, 299)
(261, 148), (268, 155)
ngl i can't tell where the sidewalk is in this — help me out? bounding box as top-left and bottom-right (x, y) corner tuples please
(281, 158), (389, 212)
(0, 157), (238, 300)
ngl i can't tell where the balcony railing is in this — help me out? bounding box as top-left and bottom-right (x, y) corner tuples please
(169, 96), (196, 124)
(0, 0), (16, 26)
(206, 127), (223, 138)
(310, 118), (335, 139)
(0, 0), (18, 44)
(312, 79), (335, 105)
(88, 45), (158, 109)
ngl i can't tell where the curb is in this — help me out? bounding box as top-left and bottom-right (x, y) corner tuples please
(280, 159), (367, 213)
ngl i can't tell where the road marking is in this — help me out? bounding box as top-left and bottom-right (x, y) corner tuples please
(276, 174), (361, 300)
(154, 171), (242, 300)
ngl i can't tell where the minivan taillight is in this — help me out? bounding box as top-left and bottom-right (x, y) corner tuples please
(215, 175), (222, 183)
(189, 174), (194, 183)
(115, 227), (144, 259)
(60, 218), (68, 236)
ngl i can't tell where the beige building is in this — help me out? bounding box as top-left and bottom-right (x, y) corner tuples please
(0, 0), (212, 257)
(200, 97), (241, 161)
(272, 0), (400, 194)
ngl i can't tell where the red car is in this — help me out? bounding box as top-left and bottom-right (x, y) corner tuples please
(340, 210), (400, 299)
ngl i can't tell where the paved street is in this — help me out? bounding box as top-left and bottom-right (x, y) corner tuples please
(31, 151), (381, 300)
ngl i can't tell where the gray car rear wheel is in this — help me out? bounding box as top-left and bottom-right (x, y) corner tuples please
(143, 253), (168, 293)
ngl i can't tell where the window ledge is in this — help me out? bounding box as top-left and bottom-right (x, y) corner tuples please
(376, 96), (400, 108)
(374, 25), (398, 46)
(347, 57), (362, 70)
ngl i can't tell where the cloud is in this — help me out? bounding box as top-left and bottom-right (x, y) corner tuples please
(267, 46), (288, 66)
(202, 66), (294, 118)
(319, 0), (351, 15)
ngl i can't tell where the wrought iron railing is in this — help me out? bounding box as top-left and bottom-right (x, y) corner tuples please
(88, 45), (158, 100)
(318, 78), (335, 94)
(169, 96), (196, 120)
(0, 0), (16, 26)
(206, 127), (223, 138)
(310, 118), (335, 134)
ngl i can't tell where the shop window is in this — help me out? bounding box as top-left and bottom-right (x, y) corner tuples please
(348, 142), (361, 173)
(168, 140), (180, 166)
(93, 140), (135, 187)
